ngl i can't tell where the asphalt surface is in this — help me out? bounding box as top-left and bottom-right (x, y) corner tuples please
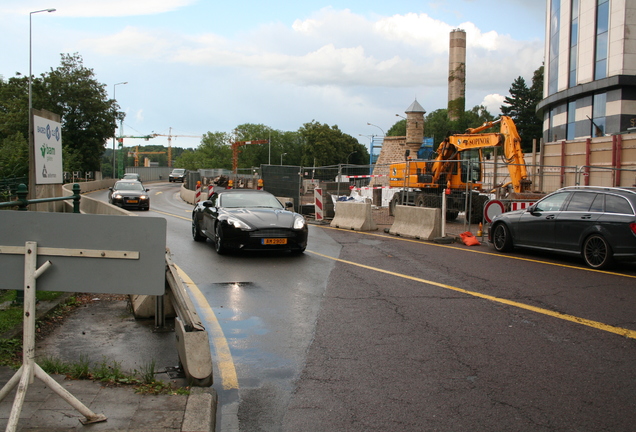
(0, 295), (216, 432)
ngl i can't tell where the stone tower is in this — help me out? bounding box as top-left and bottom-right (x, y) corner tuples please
(405, 99), (426, 156)
(370, 99), (426, 183)
(448, 29), (466, 121)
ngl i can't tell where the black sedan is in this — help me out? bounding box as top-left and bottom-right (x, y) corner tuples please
(192, 189), (308, 254)
(489, 186), (636, 269)
(108, 181), (150, 210)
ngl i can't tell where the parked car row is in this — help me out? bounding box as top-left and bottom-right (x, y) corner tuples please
(489, 186), (636, 269)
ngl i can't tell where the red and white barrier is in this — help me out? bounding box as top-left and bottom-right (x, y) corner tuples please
(195, 181), (201, 203)
(511, 202), (534, 211)
(314, 188), (324, 221)
(346, 174), (387, 179)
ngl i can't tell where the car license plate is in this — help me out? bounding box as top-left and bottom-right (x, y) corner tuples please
(127, 199), (138, 204)
(262, 238), (287, 245)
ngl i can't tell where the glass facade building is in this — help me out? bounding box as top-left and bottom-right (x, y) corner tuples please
(537, 0), (636, 143)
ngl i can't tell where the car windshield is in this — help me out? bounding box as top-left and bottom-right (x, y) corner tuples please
(115, 182), (145, 191)
(122, 174), (139, 179)
(172, 169), (185, 174)
(219, 193), (284, 209)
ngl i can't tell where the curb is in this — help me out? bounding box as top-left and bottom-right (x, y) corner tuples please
(182, 387), (218, 432)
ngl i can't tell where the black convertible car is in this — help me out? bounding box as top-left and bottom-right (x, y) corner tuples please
(192, 189), (308, 254)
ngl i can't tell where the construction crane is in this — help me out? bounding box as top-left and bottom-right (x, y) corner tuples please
(116, 135), (155, 177)
(232, 139), (269, 173)
(151, 127), (203, 167)
(131, 146), (166, 167)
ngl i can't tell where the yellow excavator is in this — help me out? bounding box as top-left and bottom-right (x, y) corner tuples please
(388, 116), (541, 223)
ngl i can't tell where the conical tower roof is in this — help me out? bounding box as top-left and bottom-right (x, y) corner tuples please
(405, 99), (426, 113)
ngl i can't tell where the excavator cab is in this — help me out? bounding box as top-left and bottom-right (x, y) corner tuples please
(459, 149), (482, 184)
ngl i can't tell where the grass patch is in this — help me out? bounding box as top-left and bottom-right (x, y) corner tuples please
(37, 356), (189, 395)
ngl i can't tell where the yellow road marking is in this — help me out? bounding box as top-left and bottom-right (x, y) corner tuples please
(322, 225), (636, 278)
(175, 265), (239, 390)
(152, 209), (191, 220)
(307, 249), (636, 339)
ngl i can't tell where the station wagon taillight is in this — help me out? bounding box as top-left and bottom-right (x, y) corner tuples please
(631, 223), (636, 236)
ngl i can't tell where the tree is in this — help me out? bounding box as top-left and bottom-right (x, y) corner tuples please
(298, 121), (368, 167)
(0, 132), (29, 178)
(0, 53), (121, 176)
(387, 119), (406, 137)
(500, 65), (544, 152)
(174, 131), (232, 170)
(37, 53), (120, 172)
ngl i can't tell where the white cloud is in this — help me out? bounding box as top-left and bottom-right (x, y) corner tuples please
(481, 94), (506, 116)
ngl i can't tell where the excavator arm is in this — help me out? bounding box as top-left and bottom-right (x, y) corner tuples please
(431, 116), (531, 194)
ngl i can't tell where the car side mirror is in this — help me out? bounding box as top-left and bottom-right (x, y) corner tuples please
(108, 187), (113, 191)
(527, 204), (537, 213)
(285, 201), (293, 209)
(145, 188), (149, 192)
(202, 200), (214, 207)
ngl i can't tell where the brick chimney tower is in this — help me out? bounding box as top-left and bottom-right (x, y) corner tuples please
(448, 29), (466, 121)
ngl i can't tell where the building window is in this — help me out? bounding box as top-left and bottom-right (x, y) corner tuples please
(567, 100), (577, 140)
(569, 0), (579, 87)
(591, 93), (606, 136)
(549, 107), (557, 141)
(548, 0), (561, 95)
(594, 0), (609, 80)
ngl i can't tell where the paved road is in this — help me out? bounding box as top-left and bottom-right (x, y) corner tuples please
(92, 183), (636, 431)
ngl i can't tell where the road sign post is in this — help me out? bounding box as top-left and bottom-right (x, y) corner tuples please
(0, 211), (166, 429)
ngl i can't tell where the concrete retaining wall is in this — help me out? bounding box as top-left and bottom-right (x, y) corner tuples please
(330, 202), (377, 231)
(62, 180), (133, 215)
(389, 205), (441, 240)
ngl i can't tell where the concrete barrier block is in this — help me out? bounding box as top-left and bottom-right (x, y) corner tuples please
(330, 202), (377, 231)
(389, 205), (441, 240)
(175, 318), (213, 386)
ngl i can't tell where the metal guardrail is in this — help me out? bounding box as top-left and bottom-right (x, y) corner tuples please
(0, 184), (81, 213)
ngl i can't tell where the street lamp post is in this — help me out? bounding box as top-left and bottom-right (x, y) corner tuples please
(112, 82), (127, 178)
(367, 122), (385, 136)
(280, 153), (287, 165)
(28, 8), (56, 200)
(346, 151), (356, 165)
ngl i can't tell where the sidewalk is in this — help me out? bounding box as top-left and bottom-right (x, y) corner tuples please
(0, 295), (216, 432)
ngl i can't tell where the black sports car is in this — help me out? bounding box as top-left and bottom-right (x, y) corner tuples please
(192, 189), (308, 254)
(108, 180), (150, 210)
(489, 186), (636, 269)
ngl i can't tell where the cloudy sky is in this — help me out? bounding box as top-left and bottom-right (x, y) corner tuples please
(2, 0), (546, 150)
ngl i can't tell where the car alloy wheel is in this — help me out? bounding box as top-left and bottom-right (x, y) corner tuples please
(492, 223), (512, 252)
(582, 234), (612, 269)
(214, 223), (227, 254)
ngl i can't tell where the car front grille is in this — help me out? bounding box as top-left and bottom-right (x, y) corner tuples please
(249, 228), (290, 238)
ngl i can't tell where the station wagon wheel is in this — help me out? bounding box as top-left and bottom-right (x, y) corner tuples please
(192, 219), (205, 242)
(214, 223), (227, 254)
(492, 223), (512, 252)
(582, 234), (613, 269)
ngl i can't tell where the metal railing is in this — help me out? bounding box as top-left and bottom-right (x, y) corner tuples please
(0, 184), (81, 213)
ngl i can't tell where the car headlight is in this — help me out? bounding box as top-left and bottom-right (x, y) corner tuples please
(113, 193), (122, 199)
(226, 216), (251, 230)
(293, 215), (306, 230)
(140, 195), (148, 200)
